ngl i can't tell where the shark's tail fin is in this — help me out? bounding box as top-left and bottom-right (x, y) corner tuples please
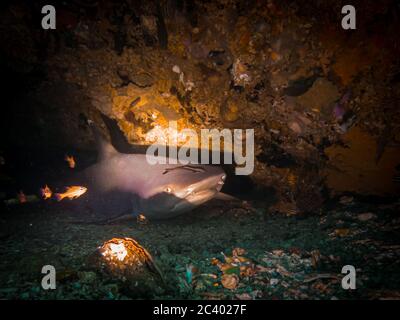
(99, 113), (136, 154)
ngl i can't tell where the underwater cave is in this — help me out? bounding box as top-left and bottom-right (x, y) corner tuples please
(0, 0), (400, 301)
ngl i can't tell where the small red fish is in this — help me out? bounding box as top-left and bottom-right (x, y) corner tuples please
(40, 185), (52, 200)
(55, 186), (87, 201)
(65, 155), (76, 168)
(137, 214), (148, 224)
(18, 191), (27, 203)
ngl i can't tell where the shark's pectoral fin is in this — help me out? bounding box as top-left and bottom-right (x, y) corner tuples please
(214, 192), (239, 202)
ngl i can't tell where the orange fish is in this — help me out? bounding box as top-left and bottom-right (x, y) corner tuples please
(55, 186), (87, 201)
(65, 155), (76, 168)
(137, 214), (148, 224)
(40, 185), (52, 200)
(18, 191), (27, 203)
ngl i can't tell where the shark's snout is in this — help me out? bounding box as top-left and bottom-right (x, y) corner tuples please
(190, 173), (225, 193)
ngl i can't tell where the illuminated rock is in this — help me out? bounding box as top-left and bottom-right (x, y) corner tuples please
(89, 237), (164, 297)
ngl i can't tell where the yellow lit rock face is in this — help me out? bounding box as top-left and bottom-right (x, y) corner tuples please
(109, 81), (191, 145)
(324, 126), (400, 196)
(221, 99), (240, 123)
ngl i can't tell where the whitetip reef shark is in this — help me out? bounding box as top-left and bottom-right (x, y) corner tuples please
(70, 117), (235, 222)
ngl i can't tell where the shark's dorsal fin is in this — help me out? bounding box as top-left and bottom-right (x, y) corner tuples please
(100, 113), (137, 154)
(88, 119), (118, 160)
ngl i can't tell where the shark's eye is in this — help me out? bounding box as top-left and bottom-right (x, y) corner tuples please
(165, 187), (172, 193)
